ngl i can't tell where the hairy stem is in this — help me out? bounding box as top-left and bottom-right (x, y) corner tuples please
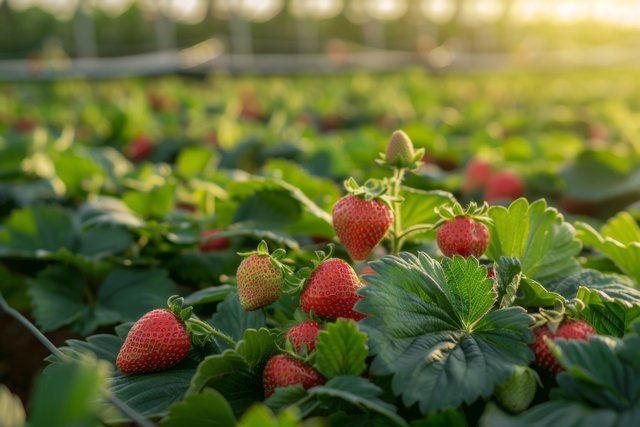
(390, 167), (406, 255)
(189, 318), (237, 346)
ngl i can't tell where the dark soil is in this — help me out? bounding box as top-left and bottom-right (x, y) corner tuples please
(0, 311), (81, 409)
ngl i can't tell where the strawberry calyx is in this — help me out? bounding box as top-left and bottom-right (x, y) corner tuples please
(434, 201), (492, 228)
(343, 177), (398, 204)
(284, 244), (335, 295)
(165, 294), (236, 348)
(532, 299), (583, 334)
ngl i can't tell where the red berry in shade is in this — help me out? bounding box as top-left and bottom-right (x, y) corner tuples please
(236, 254), (284, 311)
(530, 319), (596, 374)
(116, 309), (190, 375)
(487, 267), (496, 280)
(360, 266), (376, 285)
(285, 321), (321, 352)
(485, 170), (524, 204)
(300, 258), (366, 321)
(462, 158), (493, 195)
(436, 217), (489, 259)
(263, 354), (325, 398)
(126, 135), (154, 162)
(199, 229), (231, 252)
(332, 195), (393, 262)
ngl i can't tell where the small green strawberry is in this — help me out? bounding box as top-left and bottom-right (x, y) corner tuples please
(494, 366), (540, 413)
(382, 130), (425, 169)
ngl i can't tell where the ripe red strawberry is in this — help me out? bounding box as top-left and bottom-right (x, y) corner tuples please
(263, 354), (325, 397)
(332, 195), (393, 261)
(199, 229), (231, 252)
(285, 321), (321, 353)
(116, 309), (190, 374)
(462, 157), (492, 195)
(126, 135), (154, 162)
(486, 267), (496, 280)
(300, 258), (365, 321)
(436, 217), (489, 258)
(236, 254), (284, 311)
(485, 170), (524, 204)
(530, 319), (596, 374)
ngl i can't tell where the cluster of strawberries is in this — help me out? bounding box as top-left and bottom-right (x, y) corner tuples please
(115, 130), (596, 411)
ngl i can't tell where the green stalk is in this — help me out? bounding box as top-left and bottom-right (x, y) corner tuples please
(389, 167), (406, 255)
(0, 292), (155, 427)
(188, 318), (237, 347)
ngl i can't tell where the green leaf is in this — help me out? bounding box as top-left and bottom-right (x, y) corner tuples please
(494, 257), (522, 309)
(184, 286), (236, 306)
(486, 198), (582, 284)
(78, 196), (144, 229)
(123, 183), (176, 219)
(188, 329), (279, 417)
(32, 353), (111, 427)
(600, 212), (640, 245)
(54, 152), (105, 197)
(76, 225), (134, 257)
(311, 376), (408, 427)
(28, 266), (85, 332)
(161, 388), (236, 427)
(358, 252), (534, 414)
(575, 287), (640, 337)
(516, 277), (564, 308)
(0, 385), (25, 427)
(97, 268), (175, 323)
(209, 293), (266, 351)
(547, 269), (640, 306)
(411, 408), (468, 427)
(314, 319), (368, 379)
(237, 404), (301, 427)
(562, 149), (640, 202)
(400, 188), (455, 240)
(110, 369), (196, 420)
(265, 386), (310, 416)
(576, 218), (640, 284)
(175, 146), (216, 179)
(2, 204), (75, 254)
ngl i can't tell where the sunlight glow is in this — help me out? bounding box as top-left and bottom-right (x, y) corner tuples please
(363, 0), (408, 21)
(421, 0), (456, 24)
(289, 0), (343, 20)
(212, 0), (283, 22)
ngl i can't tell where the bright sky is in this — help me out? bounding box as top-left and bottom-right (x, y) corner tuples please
(4, 0), (640, 28)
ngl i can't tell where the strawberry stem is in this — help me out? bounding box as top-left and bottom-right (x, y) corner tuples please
(389, 166), (406, 255)
(188, 318), (237, 346)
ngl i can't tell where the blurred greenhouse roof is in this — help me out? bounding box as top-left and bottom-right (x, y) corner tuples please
(2, 0), (640, 78)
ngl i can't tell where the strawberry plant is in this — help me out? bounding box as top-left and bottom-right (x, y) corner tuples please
(2, 71), (640, 427)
